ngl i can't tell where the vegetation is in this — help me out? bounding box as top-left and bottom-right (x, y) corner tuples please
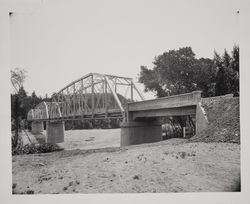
(12, 143), (62, 155)
(138, 46), (239, 97)
(11, 68), (43, 152)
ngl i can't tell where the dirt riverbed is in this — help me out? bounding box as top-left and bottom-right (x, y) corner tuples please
(12, 129), (240, 194)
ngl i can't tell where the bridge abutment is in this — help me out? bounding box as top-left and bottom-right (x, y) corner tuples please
(120, 120), (162, 146)
(31, 121), (44, 134)
(195, 102), (209, 134)
(46, 121), (65, 143)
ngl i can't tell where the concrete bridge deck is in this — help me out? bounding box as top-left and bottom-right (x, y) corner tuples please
(127, 91), (201, 120)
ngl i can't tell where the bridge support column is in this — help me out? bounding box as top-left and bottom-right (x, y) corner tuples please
(31, 121), (44, 134)
(120, 121), (162, 146)
(46, 121), (64, 143)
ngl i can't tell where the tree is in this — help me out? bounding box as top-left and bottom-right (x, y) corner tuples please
(214, 51), (229, 96)
(11, 68), (27, 93)
(232, 45), (239, 73)
(214, 47), (239, 96)
(138, 47), (216, 97)
(231, 45), (239, 96)
(192, 58), (216, 97)
(30, 91), (43, 109)
(11, 68), (27, 148)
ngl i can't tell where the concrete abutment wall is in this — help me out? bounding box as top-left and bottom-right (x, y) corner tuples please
(120, 121), (162, 146)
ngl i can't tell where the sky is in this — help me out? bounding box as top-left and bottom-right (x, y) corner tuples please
(10, 0), (239, 98)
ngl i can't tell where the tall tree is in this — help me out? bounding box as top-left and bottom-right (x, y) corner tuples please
(214, 47), (239, 96)
(231, 45), (239, 96)
(139, 47), (198, 97)
(215, 51), (230, 96)
(11, 68), (27, 148)
(232, 45), (239, 73)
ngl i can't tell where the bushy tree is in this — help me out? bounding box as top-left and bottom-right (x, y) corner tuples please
(192, 58), (216, 97)
(138, 47), (216, 97)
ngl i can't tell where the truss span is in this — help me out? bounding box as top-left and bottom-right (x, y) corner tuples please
(27, 73), (144, 121)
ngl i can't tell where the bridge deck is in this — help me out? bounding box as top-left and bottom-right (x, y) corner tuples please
(127, 91), (201, 120)
(127, 91), (201, 112)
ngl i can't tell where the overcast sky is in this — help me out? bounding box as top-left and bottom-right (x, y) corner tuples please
(10, 0), (239, 98)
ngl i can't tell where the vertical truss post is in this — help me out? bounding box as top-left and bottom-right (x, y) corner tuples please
(84, 88), (87, 114)
(131, 81), (134, 101)
(91, 74), (94, 117)
(104, 78), (108, 117)
(114, 78), (117, 109)
(102, 80), (105, 112)
(67, 87), (69, 116)
(73, 83), (76, 117)
(81, 79), (84, 114)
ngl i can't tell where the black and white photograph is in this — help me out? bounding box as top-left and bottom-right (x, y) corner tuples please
(1, 0), (250, 203)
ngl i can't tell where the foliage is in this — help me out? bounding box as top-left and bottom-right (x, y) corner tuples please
(139, 46), (239, 97)
(11, 89), (43, 130)
(214, 46), (239, 96)
(11, 68), (43, 149)
(12, 143), (62, 155)
(139, 47), (215, 97)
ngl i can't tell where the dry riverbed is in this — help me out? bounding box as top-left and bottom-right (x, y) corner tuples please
(12, 129), (240, 194)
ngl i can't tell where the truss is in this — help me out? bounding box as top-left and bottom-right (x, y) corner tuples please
(27, 73), (144, 122)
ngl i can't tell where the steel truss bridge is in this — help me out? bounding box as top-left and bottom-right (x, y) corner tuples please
(27, 73), (207, 146)
(27, 73), (145, 122)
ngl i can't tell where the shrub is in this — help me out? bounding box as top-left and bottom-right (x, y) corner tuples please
(12, 143), (63, 155)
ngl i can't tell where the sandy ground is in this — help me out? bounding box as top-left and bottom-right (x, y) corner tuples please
(12, 129), (240, 194)
(60, 129), (121, 150)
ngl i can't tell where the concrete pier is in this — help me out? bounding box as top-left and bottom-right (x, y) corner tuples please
(31, 121), (44, 134)
(46, 121), (65, 143)
(120, 121), (162, 146)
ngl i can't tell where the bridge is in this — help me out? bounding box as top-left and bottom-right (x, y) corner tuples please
(27, 73), (208, 146)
